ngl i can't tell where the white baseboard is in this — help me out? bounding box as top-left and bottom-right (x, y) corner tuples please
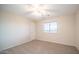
(37, 39), (75, 47)
(0, 39), (34, 52)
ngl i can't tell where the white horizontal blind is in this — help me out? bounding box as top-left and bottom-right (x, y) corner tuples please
(43, 22), (57, 33)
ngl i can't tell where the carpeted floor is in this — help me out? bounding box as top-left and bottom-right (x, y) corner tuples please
(0, 40), (79, 54)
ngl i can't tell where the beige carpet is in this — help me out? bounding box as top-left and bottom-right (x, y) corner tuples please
(0, 40), (79, 54)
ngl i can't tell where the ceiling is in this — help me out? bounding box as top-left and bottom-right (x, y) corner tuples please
(1, 4), (79, 20)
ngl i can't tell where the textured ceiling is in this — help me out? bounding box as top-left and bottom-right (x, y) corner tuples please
(1, 4), (79, 20)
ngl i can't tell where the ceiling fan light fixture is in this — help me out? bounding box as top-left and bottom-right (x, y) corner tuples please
(25, 4), (51, 17)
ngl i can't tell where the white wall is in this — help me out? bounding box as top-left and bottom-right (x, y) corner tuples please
(76, 11), (79, 50)
(0, 11), (35, 51)
(29, 21), (36, 40)
(36, 16), (75, 46)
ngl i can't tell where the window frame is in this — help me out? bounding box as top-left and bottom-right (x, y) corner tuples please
(43, 22), (58, 33)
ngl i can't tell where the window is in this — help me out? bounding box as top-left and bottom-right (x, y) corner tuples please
(43, 22), (57, 33)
